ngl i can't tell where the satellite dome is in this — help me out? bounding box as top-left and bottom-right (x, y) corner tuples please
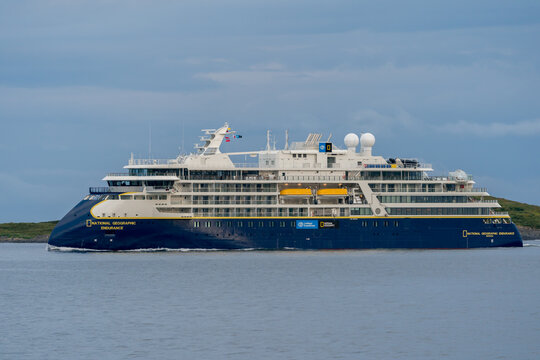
(360, 133), (375, 148)
(449, 169), (468, 181)
(344, 133), (359, 148)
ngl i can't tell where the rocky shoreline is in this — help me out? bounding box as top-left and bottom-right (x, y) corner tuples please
(0, 235), (49, 243)
(517, 226), (540, 241)
(1, 226), (538, 243)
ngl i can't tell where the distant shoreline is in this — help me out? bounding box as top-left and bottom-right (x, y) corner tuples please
(0, 235), (49, 243)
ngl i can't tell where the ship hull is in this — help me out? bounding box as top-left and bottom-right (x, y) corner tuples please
(48, 200), (523, 251)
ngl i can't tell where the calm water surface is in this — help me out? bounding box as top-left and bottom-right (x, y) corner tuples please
(1, 242), (540, 359)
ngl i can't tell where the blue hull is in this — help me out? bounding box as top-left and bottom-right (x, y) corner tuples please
(48, 200), (523, 251)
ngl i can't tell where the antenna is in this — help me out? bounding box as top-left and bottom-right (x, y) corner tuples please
(266, 130), (271, 151)
(327, 133), (332, 142)
(285, 129), (289, 150)
(181, 120), (185, 154)
(148, 122), (152, 159)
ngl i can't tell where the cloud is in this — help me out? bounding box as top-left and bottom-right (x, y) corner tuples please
(1, 1), (540, 220)
(250, 62), (286, 71)
(258, 44), (314, 52)
(183, 57), (229, 65)
(436, 118), (540, 136)
(351, 108), (419, 134)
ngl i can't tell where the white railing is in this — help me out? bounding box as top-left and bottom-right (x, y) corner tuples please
(108, 172), (179, 177)
(129, 158), (179, 165)
(192, 200), (278, 205)
(145, 186), (172, 192)
(232, 162), (260, 168)
(282, 175), (345, 181)
(425, 175), (474, 181)
(371, 188), (488, 193)
(469, 188), (487, 193)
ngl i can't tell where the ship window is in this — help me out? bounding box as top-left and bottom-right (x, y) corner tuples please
(237, 221), (243, 227)
(269, 221), (274, 227)
(216, 221), (222, 228)
(291, 221), (295, 227)
(258, 221), (264, 227)
(227, 221), (232, 227)
(293, 154), (296, 158)
(373, 221), (378, 227)
(384, 221), (389, 227)
(394, 221), (399, 227)
(205, 221), (211, 227)
(279, 221), (285, 227)
(248, 221), (254, 228)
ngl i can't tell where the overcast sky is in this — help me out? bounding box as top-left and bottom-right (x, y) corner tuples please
(1, 0), (539, 222)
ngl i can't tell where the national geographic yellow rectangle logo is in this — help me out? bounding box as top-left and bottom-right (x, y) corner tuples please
(86, 220), (136, 228)
(463, 230), (514, 237)
(319, 220), (338, 229)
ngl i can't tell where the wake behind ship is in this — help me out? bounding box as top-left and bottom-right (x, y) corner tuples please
(48, 124), (522, 250)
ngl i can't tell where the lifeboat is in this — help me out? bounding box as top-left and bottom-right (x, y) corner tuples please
(316, 188), (347, 196)
(280, 188), (312, 196)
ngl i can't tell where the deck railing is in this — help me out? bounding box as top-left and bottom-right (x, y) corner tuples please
(192, 200), (278, 205)
(425, 175), (474, 181)
(108, 172), (179, 177)
(89, 187), (112, 194)
(128, 158), (180, 165)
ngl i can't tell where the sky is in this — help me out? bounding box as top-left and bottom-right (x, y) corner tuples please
(1, 0), (539, 222)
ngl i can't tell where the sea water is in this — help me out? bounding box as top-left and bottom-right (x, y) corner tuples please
(1, 242), (539, 360)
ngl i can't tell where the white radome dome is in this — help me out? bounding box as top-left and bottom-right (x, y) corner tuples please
(344, 133), (359, 148)
(360, 133), (375, 148)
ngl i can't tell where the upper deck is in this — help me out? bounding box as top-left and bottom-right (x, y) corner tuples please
(87, 123), (509, 220)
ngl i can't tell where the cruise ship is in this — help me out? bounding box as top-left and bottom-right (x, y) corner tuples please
(48, 123), (522, 250)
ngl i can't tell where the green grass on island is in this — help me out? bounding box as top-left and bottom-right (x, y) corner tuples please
(490, 197), (540, 229)
(0, 221), (58, 239)
(0, 198), (539, 240)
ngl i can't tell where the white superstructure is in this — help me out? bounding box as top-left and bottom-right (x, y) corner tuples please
(90, 123), (505, 221)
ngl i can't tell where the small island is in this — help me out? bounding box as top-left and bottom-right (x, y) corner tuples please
(0, 221), (58, 243)
(1, 197), (539, 242)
